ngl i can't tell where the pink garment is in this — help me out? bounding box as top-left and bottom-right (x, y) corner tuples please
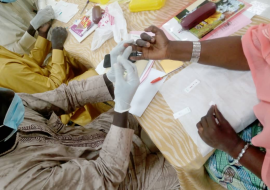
(242, 23), (270, 187)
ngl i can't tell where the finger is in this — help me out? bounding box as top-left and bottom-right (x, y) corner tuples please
(120, 39), (134, 49)
(214, 105), (226, 124)
(140, 33), (152, 41)
(206, 114), (218, 129)
(121, 46), (132, 60)
(127, 44), (143, 52)
(136, 39), (150, 47)
(129, 55), (145, 61)
(197, 123), (204, 136)
(196, 122), (203, 132)
(207, 105), (215, 116)
(140, 33), (156, 44)
(117, 56), (134, 73)
(201, 116), (208, 128)
(112, 39), (134, 55)
(144, 25), (160, 34)
(114, 64), (125, 83)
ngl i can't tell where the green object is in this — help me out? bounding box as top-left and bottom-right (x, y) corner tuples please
(205, 121), (269, 190)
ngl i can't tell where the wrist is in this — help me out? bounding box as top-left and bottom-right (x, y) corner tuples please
(52, 44), (64, 50)
(27, 25), (36, 37)
(39, 32), (47, 39)
(226, 139), (246, 158)
(113, 111), (128, 128)
(166, 41), (193, 61)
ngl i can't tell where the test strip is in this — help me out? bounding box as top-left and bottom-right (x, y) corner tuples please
(173, 107), (191, 119)
(184, 79), (200, 93)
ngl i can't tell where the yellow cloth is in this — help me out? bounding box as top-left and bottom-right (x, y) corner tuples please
(0, 36), (112, 126)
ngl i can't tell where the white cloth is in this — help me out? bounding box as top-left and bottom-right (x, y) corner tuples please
(160, 63), (259, 156)
(0, 0), (37, 54)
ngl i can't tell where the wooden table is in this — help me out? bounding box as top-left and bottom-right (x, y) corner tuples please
(53, 1), (270, 189)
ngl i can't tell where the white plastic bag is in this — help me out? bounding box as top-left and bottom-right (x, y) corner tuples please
(91, 2), (127, 51)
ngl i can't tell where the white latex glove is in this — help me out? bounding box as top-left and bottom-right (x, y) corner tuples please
(114, 46), (140, 113)
(106, 39), (134, 82)
(30, 6), (55, 30)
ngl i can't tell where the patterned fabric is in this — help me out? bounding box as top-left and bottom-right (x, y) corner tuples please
(205, 121), (269, 190)
(0, 75), (179, 190)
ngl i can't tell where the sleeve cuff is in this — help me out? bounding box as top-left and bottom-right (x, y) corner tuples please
(52, 49), (65, 64)
(35, 36), (49, 50)
(102, 125), (134, 158)
(19, 32), (37, 50)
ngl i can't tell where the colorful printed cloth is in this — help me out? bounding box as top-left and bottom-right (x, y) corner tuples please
(205, 121), (269, 190)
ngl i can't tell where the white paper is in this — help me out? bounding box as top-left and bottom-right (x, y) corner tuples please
(162, 18), (199, 41)
(247, 1), (270, 15)
(95, 59), (106, 75)
(130, 69), (167, 117)
(52, 1), (79, 23)
(160, 63), (259, 156)
(242, 10), (256, 19)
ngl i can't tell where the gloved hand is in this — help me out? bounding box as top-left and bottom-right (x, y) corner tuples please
(51, 27), (68, 50)
(106, 39), (134, 82)
(30, 6), (55, 30)
(114, 46), (140, 113)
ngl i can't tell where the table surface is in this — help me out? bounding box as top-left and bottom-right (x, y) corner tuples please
(53, 1), (270, 189)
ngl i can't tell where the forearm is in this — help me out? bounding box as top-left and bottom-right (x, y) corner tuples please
(167, 36), (249, 70)
(227, 139), (265, 179)
(27, 25), (36, 37)
(25, 36), (51, 65)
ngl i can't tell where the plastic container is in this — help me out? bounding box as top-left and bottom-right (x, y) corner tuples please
(90, 0), (110, 5)
(129, 0), (166, 12)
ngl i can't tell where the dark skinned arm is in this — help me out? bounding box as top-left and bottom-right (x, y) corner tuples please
(167, 36), (249, 70)
(197, 106), (265, 179)
(228, 139), (265, 178)
(132, 26), (249, 71)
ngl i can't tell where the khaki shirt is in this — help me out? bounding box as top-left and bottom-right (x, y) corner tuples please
(0, 75), (136, 190)
(0, 75), (178, 190)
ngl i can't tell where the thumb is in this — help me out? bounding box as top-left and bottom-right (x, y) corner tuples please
(214, 105), (227, 124)
(121, 46), (132, 60)
(114, 64), (125, 83)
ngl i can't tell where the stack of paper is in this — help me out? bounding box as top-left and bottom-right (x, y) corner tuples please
(159, 63), (259, 156)
(52, 1), (79, 23)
